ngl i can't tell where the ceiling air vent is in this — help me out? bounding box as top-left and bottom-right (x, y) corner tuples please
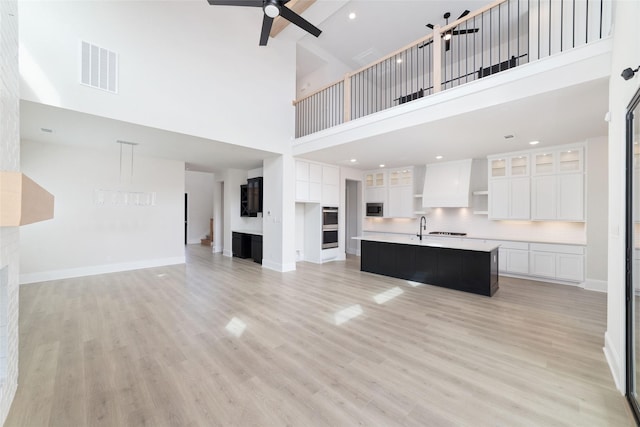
(80, 41), (118, 93)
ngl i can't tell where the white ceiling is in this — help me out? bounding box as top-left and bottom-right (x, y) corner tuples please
(296, 0), (488, 70)
(20, 101), (277, 174)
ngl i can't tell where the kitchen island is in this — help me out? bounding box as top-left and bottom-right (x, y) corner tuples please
(355, 235), (500, 296)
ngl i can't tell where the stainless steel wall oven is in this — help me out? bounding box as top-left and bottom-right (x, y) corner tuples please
(322, 207), (338, 249)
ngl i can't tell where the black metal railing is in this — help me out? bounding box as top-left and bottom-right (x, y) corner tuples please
(293, 0), (606, 138)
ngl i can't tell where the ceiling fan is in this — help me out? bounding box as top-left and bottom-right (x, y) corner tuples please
(207, 0), (322, 46)
(419, 10), (479, 51)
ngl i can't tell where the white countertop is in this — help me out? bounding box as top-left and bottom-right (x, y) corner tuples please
(354, 235), (500, 252)
(232, 230), (263, 236)
(361, 230), (586, 246)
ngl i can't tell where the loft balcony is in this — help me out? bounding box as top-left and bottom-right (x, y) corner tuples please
(293, 0), (611, 141)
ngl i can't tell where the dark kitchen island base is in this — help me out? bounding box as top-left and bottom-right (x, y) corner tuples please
(360, 240), (499, 296)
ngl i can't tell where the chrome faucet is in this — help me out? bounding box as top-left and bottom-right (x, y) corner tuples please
(417, 216), (427, 241)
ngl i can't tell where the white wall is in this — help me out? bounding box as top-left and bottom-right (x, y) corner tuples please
(20, 141), (186, 283)
(185, 171), (214, 245)
(213, 180), (224, 253)
(19, 1), (296, 154)
(605, 0), (640, 393)
(263, 155), (296, 272)
(0, 0), (20, 423)
(586, 137), (609, 290)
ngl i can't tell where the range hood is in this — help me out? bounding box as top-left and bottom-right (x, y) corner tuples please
(422, 159), (472, 207)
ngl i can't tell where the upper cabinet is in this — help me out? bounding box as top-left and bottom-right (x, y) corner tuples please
(295, 160), (340, 205)
(490, 154), (529, 178)
(364, 170), (387, 205)
(322, 165), (340, 206)
(364, 167), (414, 218)
(488, 155), (530, 220)
(531, 146), (584, 221)
(387, 167), (414, 218)
(296, 160), (321, 203)
(489, 143), (585, 222)
(533, 147), (583, 175)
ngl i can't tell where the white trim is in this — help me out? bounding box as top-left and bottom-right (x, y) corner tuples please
(19, 256), (185, 285)
(262, 260), (296, 272)
(212, 245), (223, 253)
(223, 249), (233, 257)
(603, 331), (625, 393)
(498, 272), (583, 287)
(584, 278), (608, 293)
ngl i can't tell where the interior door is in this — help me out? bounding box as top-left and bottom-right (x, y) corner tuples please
(626, 85), (640, 423)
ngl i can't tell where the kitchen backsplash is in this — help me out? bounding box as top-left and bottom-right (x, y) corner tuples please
(364, 207), (586, 244)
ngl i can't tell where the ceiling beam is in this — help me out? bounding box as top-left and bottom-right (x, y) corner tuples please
(270, 0), (317, 37)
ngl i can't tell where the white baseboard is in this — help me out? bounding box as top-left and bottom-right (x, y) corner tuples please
(223, 249), (233, 257)
(603, 331), (625, 393)
(19, 256), (186, 285)
(262, 259), (296, 272)
(212, 245), (223, 253)
(584, 278), (608, 293)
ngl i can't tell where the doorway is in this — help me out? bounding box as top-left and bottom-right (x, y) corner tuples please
(625, 85), (640, 424)
(345, 179), (361, 255)
(184, 193), (188, 245)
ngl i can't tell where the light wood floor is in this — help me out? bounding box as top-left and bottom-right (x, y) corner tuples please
(5, 245), (635, 426)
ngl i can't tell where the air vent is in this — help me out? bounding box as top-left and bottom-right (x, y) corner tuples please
(80, 41), (118, 93)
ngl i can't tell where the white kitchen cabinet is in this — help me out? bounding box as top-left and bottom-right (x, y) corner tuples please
(506, 249), (529, 274)
(364, 168), (414, 217)
(295, 161), (310, 201)
(489, 177), (530, 220)
(529, 250), (556, 278)
(557, 173), (584, 220)
(532, 173), (583, 221)
(295, 160), (333, 204)
(322, 165), (339, 206)
(529, 243), (585, 282)
(556, 253), (584, 281)
(489, 180), (509, 219)
(387, 167), (414, 217)
(364, 170), (387, 205)
(532, 175), (557, 220)
(497, 241), (530, 274)
(387, 185), (414, 217)
(491, 144), (585, 222)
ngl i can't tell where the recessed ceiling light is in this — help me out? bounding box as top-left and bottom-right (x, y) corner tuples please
(396, 58), (403, 64)
(379, 164), (385, 168)
(436, 155), (443, 160)
(41, 128), (53, 133)
(529, 140), (540, 145)
(348, 12), (356, 20)
(350, 158), (357, 163)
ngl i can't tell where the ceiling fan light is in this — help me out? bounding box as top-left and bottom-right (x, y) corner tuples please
(443, 32), (452, 41)
(264, 2), (280, 18)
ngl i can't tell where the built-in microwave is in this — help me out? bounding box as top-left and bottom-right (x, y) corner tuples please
(366, 203), (384, 217)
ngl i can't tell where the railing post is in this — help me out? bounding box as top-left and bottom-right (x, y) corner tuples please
(433, 25), (442, 93)
(343, 73), (351, 123)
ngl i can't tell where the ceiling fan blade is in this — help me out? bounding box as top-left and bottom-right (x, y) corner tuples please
(426, 23), (434, 29)
(445, 38), (451, 51)
(207, 0), (263, 6)
(259, 14), (274, 46)
(417, 39), (433, 49)
(451, 28), (479, 35)
(279, 5), (322, 37)
(457, 9), (470, 20)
